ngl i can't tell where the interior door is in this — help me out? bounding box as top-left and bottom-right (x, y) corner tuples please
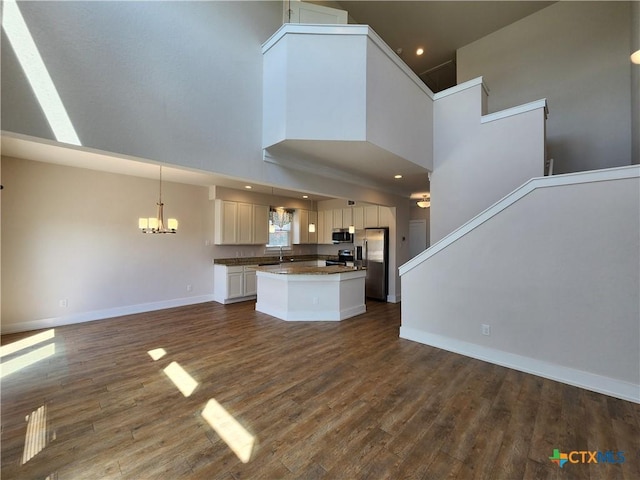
(287, 2), (348, 24)
(409, 220), (427, 258)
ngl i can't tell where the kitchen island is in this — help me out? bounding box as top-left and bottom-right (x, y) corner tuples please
(255, 265), (366, 321)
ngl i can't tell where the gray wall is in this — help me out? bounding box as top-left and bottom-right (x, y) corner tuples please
(632, 1), (639, 165)
(1, 157), (214, 332)
(457, 1), (632, 174)
(1, 1), (282, 178)
(401, 169), (640, 400)
(1, 1), (415, 321)
(431, 82), (545, 243)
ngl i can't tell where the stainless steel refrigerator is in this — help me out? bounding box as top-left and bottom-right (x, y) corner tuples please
(354, 228), (389, 301)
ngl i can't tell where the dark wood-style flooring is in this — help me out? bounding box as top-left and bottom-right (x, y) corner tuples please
(2, 301), (639, 479)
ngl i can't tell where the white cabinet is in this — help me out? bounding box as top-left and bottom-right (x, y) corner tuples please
(293, 209), (309, 244)
(333, 209), (343, 229)
(353, 206), (364, 230)
(361, 205), (393, 228)
(227, 266), (244, 299)
(308, 211), (318, 244)
(215, 200), (238, 244)
(318, 210), (334, 244)
(317, 210), (325, 245)
(364, 205), (379, 228)
(244, 266), (258, 296)
(293, 209), (319, 244)
(214, 264), (258, 303)
(253, 204), (269, 245)
(342, 208), (353, 229)
(215, 200), (269, 245)
(378, 206), (392, 227)
(237, 203), (253, 244)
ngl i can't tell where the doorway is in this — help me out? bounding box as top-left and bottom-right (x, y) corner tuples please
(409, 219), (427, 258)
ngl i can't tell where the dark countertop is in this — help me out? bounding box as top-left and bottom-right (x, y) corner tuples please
(256, 265), (365, 275)
(214, 255), (336, 266)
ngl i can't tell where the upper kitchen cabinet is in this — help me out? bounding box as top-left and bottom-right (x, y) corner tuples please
(262, 24), (434, 185)
(293, 209), (313, 244)
(215, 200), (269, 245)
(292, 209), (319, 244)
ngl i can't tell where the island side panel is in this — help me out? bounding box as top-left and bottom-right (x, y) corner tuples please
(339, 274), (367, 319)
(255, 270), (365, 321)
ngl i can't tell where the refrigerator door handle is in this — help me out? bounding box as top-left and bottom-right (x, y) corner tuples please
(363, 239), (367, 267)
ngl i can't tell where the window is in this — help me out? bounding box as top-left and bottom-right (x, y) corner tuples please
(267, 207), (294, 249)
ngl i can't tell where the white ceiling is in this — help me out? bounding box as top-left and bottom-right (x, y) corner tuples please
(1, 1), (554, 201)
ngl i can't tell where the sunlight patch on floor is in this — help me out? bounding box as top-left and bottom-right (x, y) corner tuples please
(147, 348), (256, 463)
(22, 404), (52, 464)
(163, 361), (198, 397)
(147, 348), (167, 361)
(1, 343), (56, 379)
(201, 399), (255, 464)
(0, 329), (55, 358)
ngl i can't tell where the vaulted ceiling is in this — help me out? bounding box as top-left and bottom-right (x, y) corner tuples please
(337, 1), (554, 91)
(2, 1), (556, 201)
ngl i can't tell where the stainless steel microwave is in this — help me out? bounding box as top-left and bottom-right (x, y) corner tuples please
(332, 229), (354, 244)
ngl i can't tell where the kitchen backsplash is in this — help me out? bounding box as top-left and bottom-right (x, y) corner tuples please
(211, 243), (318, 260)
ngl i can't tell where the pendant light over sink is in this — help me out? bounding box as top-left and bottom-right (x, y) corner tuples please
(348, 200), (355, 234)
(138, 166), (178, 234)
(306, 195), (316, 233)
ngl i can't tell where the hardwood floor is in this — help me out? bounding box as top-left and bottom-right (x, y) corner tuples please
(2, 301), (639, 479)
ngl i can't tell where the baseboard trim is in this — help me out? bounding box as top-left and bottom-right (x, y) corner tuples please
(1, 295), (216, 334)
(399, 326), (640, 404)
(386, 294), (401, 303)
(255, 303), (366, 322)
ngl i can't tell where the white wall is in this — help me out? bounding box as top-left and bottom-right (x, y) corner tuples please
(365, 36), (433, 170)
(457, 1), (632, 174)
(401, 168), (640, 402)
(262, 24), (434, 172)
(1, 157), (214, 333)
(431, 81), (546, 243)
(1, 1), (413, 259)
(264, 31), (368, 145)
(1, 1), (282, 179)
(632, 1), (640, 165)
(409, 205), (430, 249)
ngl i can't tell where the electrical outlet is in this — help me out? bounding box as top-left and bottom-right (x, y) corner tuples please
(59, 299), (68, 308)
(313, 297), (319, 305)
(482, 324), (491, 336)
(186, 284), (192, 292)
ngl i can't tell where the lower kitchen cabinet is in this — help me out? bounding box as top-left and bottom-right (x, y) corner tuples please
(244, 266), (258, 296)
(214, 264), (258, 304)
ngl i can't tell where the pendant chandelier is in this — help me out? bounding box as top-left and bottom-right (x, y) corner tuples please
(416, 194), (430, 209)
(138, 166), (178, 234)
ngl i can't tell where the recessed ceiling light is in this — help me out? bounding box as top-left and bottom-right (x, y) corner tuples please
(416, 48), (424, 56)
(302, 195), (309, 199)
(394, 174), (403, 179)
(244, 185), (252, 189)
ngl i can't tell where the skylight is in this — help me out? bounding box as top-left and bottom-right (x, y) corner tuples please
(2, 0), (81, 145)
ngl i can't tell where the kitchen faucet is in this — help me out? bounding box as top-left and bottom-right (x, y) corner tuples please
(279, 246), (283, 263)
